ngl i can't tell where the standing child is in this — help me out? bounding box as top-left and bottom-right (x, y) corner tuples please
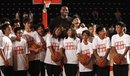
(22, 18), (41, 76)
(0, 24), (13, 76)
(44, 25), (63, 76)
(77, 30), (93, 76)
(87, 23), (97, 43)
(33, 23), (47, 76)
(62, 27), (80, 76)
(111, 21), (130, 76)
(71, 15), (87, 39)
(87, 23), (97, 76)
(93, 26), (110, 76)
(12, 27), (29, 76)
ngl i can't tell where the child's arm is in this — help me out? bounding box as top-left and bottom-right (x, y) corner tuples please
(0, 48), (6, 62)
(104, 48), (110, 59)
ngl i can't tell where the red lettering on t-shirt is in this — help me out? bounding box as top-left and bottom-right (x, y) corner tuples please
(81, 50), (91, 56)
(51, 42), (59, 51)
(65, 42), (76, 50)
(14, 46), (24, 55)
(115, 41), (125, 50)
(97, 44), (106, 53)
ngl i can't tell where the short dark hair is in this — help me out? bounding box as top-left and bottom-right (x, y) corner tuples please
(23, 18), (30, 24)
(87, 23), (95, 28)
(72, 14), (80, 21)
(82, 30), (90, 36)
(96, 26), (104, 34)
(11, 18), (19, 27)
(34, 23), (45, 31)
(14, 27), (22, 34)
(60, 5), (68, 10)
(116, 21), (126, 27)
(1, 23), (10, 34)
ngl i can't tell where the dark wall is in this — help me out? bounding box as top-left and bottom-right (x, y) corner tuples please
(0, 0), (130, 29)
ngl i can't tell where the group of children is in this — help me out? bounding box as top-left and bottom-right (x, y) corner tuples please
(0, 16), (130, 76)
(0, 18), (47, 76)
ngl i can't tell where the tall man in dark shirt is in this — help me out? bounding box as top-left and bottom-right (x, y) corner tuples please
(49, 6), (72, 33)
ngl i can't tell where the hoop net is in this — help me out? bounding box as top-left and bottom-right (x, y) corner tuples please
(44, 0), (51, 8)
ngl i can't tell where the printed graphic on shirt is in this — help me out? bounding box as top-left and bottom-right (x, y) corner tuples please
(97, 44), (106, 53)
(115, 41), (125, 50)
(13, 39), (29, 70)
(51, 42), (59, 51)
(65, 42), (76, 50)
(81, 49), (91, 56)
(13, 46), (25, 55)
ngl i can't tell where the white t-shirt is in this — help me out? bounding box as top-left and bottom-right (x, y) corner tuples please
(44, 35), (63, 65)
(23, 31), (39, 61)
(62, 37), (80, 64)
(88, 34), (98, 43)
(0, 30), (3, 47)
(111, 34), (130, 64)
(33, 31), (46, 62)
(93, 36), (110, 60)
(0, 30), (3, 37)
(77, 41), (93, 72)
(12, 38), (29, 71)
(42, 33), (51, 62)
(76, 27), (88, 35)
(0, 35), (13, 66)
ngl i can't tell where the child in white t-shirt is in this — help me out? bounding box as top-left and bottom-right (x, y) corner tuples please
(111, 21), (130, 76)
(87, 23), (97, 43)
(61, 27), (80, 76)
(87, 23), (98, 76)
(71, 15), (87, 40)
(93, 26), (110, 76)
(13, 27), (30, 76)
(0, 24), (13, 76)
(33, 23), (47, 76)
(77, 30), (93, 76)
(44, 25), (63, 76)
(22, 18), (41, 76)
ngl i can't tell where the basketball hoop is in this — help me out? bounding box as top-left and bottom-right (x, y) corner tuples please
(44, 1), (51, 8)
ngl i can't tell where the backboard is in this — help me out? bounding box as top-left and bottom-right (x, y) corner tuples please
(33, 0), (62, 4)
